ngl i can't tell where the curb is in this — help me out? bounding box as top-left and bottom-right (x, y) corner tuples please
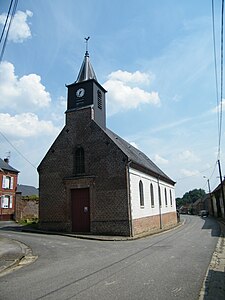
(22, 221), (183, 241)
(0, 238), (34, 276)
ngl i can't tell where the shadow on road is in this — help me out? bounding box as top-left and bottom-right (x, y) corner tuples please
(200, 216), (221, 237)
(202, 269), (225, 300)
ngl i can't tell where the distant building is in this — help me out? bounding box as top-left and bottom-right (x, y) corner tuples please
(0, 158), (19, 221)
(17, 184), (39, 197)
(38, 48), (177, 236)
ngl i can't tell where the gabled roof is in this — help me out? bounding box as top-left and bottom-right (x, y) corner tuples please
(17, 184), (38, 196)
(76, 51), (97, 83)
(0, 158), (19, 173)
(212, 178), (225, 193)
(105, 128), (175, 184)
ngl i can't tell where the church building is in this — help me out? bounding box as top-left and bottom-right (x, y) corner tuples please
(38, 45), (177, 237)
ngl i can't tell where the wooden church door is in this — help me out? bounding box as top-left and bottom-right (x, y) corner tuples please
(71, 188), (90, 232)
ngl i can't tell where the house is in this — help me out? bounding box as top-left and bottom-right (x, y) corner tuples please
(211, 179), (225, 218)
(192, 194), (210, 215)
(17, 184), (39, 197)
(0, 158), (19, 221)
(38, 48), (177, 237)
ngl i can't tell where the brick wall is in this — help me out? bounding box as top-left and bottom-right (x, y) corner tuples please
(38, 107), (130, 235)
(15, 192), (39, 222)
(133, 211), (178, 236)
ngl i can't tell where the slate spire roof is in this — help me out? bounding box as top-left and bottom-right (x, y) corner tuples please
(76, 50), (97, 83)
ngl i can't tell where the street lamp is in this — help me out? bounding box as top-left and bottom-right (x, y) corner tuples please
(203, 176), (214, 215)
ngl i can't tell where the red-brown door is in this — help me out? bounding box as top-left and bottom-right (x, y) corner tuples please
(71, 188), (90, 232)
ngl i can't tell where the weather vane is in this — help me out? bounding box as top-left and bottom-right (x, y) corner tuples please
(84, 36), (90, 52)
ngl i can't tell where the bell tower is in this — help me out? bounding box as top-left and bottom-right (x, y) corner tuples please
(66, 37), (107, 128)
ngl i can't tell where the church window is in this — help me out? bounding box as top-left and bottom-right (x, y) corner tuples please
(97, 90), (102, 109)
(158, 186), (162, 207)
(170, 190), (173, 206)
(150, 183), (154, 207)
(74, 147), (85, 175)
(139, 180), (144, 207)
(165, 188), (168, 206)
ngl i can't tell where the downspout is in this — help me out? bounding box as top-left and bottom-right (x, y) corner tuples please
(126, 160), (133, 237)
(157, 175), (162, 229)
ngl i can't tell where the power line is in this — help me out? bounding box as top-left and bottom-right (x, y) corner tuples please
(0, 0), (18, 63)
(0, 131), (37, 170)
(0, 0), (13, 44)
(218, 0), (224, 159)
(212, 0), (220, 142)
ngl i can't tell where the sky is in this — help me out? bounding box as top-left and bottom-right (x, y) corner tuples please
(0, 0), (224, 197)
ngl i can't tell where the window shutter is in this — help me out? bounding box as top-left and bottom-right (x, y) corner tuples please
(2, 175), (6, 188)
(9, 196), (13, 208)
(10, 177), (14, 189)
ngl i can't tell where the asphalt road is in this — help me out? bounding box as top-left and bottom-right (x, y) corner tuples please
(0, 215), (220, 300)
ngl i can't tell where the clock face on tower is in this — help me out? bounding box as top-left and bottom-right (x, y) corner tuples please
(76, 88), (85, 98)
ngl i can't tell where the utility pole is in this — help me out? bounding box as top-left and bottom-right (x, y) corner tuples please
(218, 160), (225, 214)
(207, 179), (214, 215)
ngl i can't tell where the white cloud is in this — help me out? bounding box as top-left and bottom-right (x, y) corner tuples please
(108, 70), (152, 85)
(154, 154), (169, 165)
(129, 141), (139, 149)
(104, 70), (160, 115)
(211, 99), (225, 114)
(0, 61), (51, 112)
(0, 113), (59, 138)
(0, 10), (33, 43)
(150, 117), (192, 133)
(180, 169), (200, 177)
(178, 150), (200, 163)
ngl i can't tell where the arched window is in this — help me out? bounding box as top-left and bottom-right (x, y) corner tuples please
(139, 180), (144, 207)
(150, 183), (154, 207)
(170, 190), (173, 206)
(165, 188), (168, 206)
(158, 185), (162, 207)
(74, 147), (85, 174)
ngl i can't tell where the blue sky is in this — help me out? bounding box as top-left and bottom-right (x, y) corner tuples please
(0, 0), (224, 197)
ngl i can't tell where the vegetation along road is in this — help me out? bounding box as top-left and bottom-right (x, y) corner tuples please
(0, 215), (220, 300)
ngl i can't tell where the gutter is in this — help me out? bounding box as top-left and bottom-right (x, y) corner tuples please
(157, 175), (162, 229)
(126, 160), (133, 237)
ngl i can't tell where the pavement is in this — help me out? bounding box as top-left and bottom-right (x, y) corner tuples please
(0, 219), (224, 299)
(199, 218), (225, 300)
(0, 236), (32, 275)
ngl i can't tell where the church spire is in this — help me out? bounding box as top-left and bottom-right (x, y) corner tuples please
(76, 37), (97, 83)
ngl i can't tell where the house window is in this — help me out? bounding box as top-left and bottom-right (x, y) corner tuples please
(170, 190), (173, 206)
(2, 175), (14, 189)
(97, 90), (102, 109)
(165, 188), (168, 206)
(74, 147), (85, 175)
(150, 183), (154, 207)
(1, 195), (12, 208)
(139, 180), (144, 207)
(158, 186), (162, 207)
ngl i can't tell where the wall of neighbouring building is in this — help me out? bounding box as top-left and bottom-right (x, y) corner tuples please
(15, 192), (39, 222)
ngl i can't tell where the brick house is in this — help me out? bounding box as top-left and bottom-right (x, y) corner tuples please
(38, 49), (177, 236)
(0, 158), (19, 221)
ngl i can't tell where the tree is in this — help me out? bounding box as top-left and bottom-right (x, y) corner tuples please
(176, 189), (206, 207)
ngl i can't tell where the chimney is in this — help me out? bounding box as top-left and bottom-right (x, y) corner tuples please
(4, 158), (9, 164)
